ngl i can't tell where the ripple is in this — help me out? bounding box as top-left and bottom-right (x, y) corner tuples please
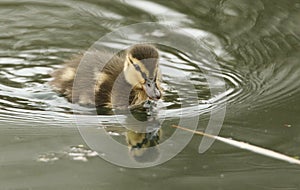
(212, 57), (300, 113)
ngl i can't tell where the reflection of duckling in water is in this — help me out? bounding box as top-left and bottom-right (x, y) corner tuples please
(50, 44), (162, 109)
(126, 129), (162, 163)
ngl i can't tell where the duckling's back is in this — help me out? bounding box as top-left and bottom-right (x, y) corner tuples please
(50, 50), (126, 107)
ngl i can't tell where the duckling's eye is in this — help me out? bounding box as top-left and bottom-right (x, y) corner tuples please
(146, 80), (151, 87)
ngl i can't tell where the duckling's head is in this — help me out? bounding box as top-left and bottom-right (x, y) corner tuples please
(124, 44), (161, 100)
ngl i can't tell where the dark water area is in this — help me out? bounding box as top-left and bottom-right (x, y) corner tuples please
(1, 0), (300, 189)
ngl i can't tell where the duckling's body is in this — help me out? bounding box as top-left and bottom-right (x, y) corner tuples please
(50, 45), (162, 109)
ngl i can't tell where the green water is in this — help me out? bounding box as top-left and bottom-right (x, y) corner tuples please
(1, 0), (300, 189)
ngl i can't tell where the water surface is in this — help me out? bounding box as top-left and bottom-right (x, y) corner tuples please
(1, 0), (300, 189)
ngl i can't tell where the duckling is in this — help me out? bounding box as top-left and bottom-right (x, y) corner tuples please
(50, 44), (162, 109)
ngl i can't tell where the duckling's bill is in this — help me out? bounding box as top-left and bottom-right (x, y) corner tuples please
(143, 79), (161, 100)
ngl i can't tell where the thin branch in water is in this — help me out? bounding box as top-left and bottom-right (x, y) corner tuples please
(172, 125), (300, 165)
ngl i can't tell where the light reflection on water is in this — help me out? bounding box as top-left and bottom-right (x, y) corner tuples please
(1, 0), (300, 189)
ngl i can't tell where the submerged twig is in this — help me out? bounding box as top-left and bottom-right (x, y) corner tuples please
(172, 125), (300, 165)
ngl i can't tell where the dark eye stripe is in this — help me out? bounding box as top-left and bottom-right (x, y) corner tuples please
(129, 58), (147, 80)
(129, 58), (134, 64)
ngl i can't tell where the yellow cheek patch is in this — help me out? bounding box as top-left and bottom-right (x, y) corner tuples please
(124, 60), (146, 87)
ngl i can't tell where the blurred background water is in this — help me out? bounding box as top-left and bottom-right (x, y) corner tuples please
(1, 0), (300, 189)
